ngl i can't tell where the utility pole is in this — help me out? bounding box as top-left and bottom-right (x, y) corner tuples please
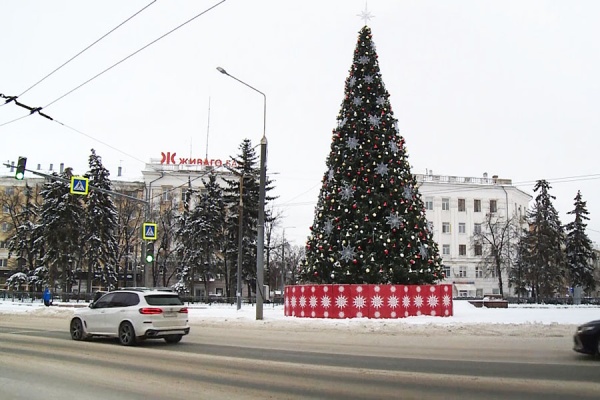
(236, 175), (244, 310)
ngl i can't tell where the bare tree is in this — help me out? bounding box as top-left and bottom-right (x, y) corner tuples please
(114, 190), (145, 288)
(285, 244), (305, 286)
(1, 183), (43, 276)
(472, 212), (522, 298)
(154, 200), (179, 288)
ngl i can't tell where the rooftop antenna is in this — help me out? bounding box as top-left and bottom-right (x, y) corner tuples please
(206, 96), (211, 160)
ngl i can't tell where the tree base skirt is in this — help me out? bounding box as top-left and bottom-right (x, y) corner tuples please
(284, 284), (453, 319)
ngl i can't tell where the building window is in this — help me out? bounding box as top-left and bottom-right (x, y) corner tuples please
(0, 259), (7, 267)
(458, 223), (466, 234)
(474, 243), (483, 256)
(459, 266), (467, 278)
(490, 268), (497, 278)
(442, 222), (451, 234)
(459, 244), (467, 256)
(492, 288), (500, 295)
(474, 223), (482, 234)
(442, 244), (450, 255)
(1, 223), (11, 233)
(162, 187), (171, 202)
(442, 198), (450, 211)
(458, 290), (468, 298)
(443, 266), (451, 278)
(458, 198), (466, 212)
(0, 241), (6, 249)
(475, 266), (483, 278)
(181, 189), (190, 203)
(2, 205), (9, 214)
(490, 199), (497, 213)
(474, 199), (481, 212)
(476, 288), (484, 297)
(425, 198), (433, 210)
(5, 187), (14, 195)
(427, 221), (434, 232)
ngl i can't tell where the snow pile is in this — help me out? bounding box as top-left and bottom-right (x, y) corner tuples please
(1, 299), (597, 327)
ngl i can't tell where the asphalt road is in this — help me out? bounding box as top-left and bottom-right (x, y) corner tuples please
(0, 315), (598, 399)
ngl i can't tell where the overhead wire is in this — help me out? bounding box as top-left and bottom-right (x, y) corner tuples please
(18, 0), (159, 99)
(275, 173), (600, 209)
(43, 0), (227, 110)
(0, 114), (31, 128)
(0, 1), (158, 118)
(1, 0), (227, 169)
(53, 119), (147, 165)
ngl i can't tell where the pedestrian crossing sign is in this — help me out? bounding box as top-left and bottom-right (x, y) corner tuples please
(70, 176), (89, 195)
(142, 222), (158, 240)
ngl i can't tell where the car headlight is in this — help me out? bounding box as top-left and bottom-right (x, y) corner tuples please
(578, 325), (597, 333)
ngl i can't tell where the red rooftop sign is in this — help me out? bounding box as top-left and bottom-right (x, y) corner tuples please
(160, 151), (237, 167)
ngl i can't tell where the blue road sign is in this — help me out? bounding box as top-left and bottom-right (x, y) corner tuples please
(142, 222), (158, 240)
(70, 176), (89, 195)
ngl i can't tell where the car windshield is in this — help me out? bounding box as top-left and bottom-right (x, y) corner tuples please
(145, 294), (183, 306)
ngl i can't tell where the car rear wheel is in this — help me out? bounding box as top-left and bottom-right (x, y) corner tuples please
(164, 334), (183, 344)
(70, 318), (86, 341)
(118, 322), (137, 346)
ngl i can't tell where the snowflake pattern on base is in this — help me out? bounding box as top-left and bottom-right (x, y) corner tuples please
(285, 284), (453, 319)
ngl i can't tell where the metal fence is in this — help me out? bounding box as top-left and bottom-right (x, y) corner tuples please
(0, 290), (285, 305)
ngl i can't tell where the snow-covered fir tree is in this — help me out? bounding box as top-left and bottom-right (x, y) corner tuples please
(518, 180), (565, 300)
(84, 149), (119, 291)
(222, 139), (276, 298)
(192, 172), (227, 302)
(565, 190), (597, 293)
(176, 180), (204, 296)
(300, 26), (443, 285)
(39, 167), (85, 291)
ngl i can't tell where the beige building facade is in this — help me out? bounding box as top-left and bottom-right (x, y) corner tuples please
(417, 172), (532, 298)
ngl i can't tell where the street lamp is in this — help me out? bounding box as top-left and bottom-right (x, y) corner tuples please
(217, 66), (267, 320)
(235, 172), (244, 311)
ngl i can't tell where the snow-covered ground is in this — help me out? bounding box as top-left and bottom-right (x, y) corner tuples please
(1, 298), (598, 329)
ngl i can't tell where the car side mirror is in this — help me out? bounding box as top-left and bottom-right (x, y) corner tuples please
(89, 303), (95, 309)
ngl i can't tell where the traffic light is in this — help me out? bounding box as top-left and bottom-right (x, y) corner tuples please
(145, 241), (155, 263)
(15, 156), (27, 180)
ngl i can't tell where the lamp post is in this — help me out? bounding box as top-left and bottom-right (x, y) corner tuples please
(217, 66), (267, 320)
(236, 174), (244, 310)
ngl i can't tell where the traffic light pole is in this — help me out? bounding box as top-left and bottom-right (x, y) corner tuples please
(4, 161), (151, 288)
(3, 162), (146, 204)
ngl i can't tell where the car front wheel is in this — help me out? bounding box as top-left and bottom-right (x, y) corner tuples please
(118, 322), (137, 346)
(596, 336), (600, 356)
(164, 334), (183, 344)
(70, 318), (86, 341)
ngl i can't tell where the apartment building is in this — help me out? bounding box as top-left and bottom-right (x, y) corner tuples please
(417, 172), (532, 298)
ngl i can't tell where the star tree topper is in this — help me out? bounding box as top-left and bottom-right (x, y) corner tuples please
(357, 3), (374, 25)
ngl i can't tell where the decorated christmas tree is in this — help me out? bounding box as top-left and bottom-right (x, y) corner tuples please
(300, 25), (444, 285)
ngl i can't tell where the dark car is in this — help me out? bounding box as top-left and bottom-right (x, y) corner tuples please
(573, 319), (600, 356)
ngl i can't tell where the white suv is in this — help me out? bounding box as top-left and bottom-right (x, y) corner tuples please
(70, 289), (190, 346)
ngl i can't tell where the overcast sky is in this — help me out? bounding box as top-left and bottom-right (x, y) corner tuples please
(2, 0), (599, 247)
